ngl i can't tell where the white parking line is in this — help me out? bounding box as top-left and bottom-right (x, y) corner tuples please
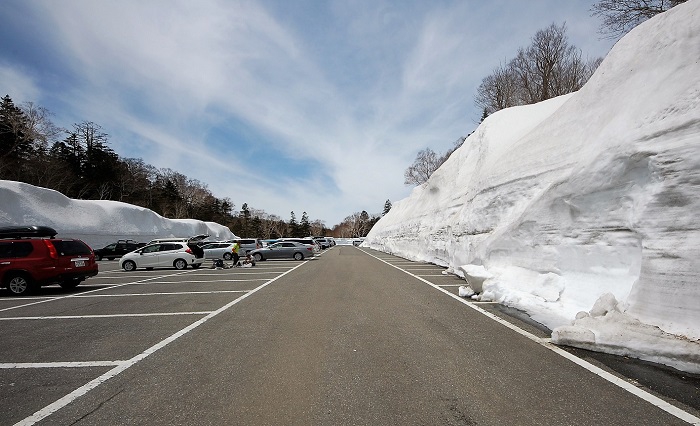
(69, 291), (251, 298)
(359, 248), (700, 425)
(128, 279), (268, 284)
(0, 270), (192, 313)
(0, 361), (124, 369)
(0, 312), (212, 321)
(15, 261), (308, 426)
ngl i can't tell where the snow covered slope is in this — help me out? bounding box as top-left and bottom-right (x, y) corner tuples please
(364, 1), (700, 372)
(0, 180), (235, 248)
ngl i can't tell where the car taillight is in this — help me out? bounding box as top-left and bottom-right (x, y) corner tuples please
(43, 240), (58, 259)
(306, 247), (312, 251)
(186, 248), (193, 254)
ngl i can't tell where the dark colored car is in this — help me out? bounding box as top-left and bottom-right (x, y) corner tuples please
(0, 225), (99, 295)
(93, 239), (146, 260)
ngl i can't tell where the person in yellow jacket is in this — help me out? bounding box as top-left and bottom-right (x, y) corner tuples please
(231, 241), (240, 266)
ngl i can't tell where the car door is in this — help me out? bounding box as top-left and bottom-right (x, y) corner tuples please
(157, 243), (182, 267)
(213, 243), (229, 259)
(275, 242), (297, 259)
(138, 244), (161, 267)
(0, 241), (35, 281)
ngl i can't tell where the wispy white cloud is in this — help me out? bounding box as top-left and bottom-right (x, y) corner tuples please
(0, 63), (40, 103)
(2, 0), (614, 225)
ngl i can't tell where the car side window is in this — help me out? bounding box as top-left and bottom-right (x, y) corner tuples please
(142, 244), (160, 253)
(282, 242), (295, 247)
(0, 241), (34, 258)
(159, 244), (178, 252)
(50, 240), (92, 256)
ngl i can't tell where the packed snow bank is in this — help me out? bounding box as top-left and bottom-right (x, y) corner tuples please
(0, 180), (235, 248)
(364, 1), (700, 373)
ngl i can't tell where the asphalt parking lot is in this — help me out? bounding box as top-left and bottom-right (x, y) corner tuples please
(0, 254), (322, 425)
(1, 246), (698, 425)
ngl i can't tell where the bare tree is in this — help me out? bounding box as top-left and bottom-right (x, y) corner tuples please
(474, 23), (601, 116)
(404, 148), (442, 186)
(310, 219), (326, 237)
(591, 0), (687, 39)
(474, 63), (521, 115)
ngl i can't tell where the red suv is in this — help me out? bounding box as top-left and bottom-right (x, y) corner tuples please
(0, 226), (99, 295)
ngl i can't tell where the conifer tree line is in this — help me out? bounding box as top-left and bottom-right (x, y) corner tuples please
(0, 94), (384, 238)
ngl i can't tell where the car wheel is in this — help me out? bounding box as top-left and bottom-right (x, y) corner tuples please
(254, 253), (263, 262)
(122, 260), (137, 272)
(96, 254), (102, 261)
(60, 278), (81, 289)
(223, 252), (232, 260)
(294, 252), (304, 261)
(6, 274), (34, 295)
(174, 259), (187, 270)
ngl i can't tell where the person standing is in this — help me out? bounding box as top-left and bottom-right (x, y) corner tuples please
(231, 241), (240, 266)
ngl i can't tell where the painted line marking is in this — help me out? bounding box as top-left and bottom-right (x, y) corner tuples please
(15, 261), (308, 426)
(0, 361), (124, 369)
(127, 279), (268, 284)
(0, 270), (192, 313)
(359, 248), (700, 425)
(0, 312), (212, 321)
(68, 290), (252, 298)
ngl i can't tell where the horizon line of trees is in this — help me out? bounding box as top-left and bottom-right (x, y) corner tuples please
(0, 94), (387, 238)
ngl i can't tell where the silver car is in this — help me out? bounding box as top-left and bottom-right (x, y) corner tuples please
(201, 242), (237, 260)
(249, 241), (315, 261)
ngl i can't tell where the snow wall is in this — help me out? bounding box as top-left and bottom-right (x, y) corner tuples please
(0, 180), (235, 248)
(363, 2), (700, 372)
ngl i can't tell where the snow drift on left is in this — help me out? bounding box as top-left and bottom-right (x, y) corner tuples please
(0, 180), (235, 248)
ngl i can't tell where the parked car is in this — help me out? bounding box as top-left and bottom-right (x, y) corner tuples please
(120, 241), (205, 271)
(201, 242), (237, 260)
(147, 235), (209, 245)
(93, 239), (146, 260)
(0, 225), (98, 295)
(248, 241), (315, 261)
(313, 237), (331, 249)
(228, 238), (262, 255)
(278, 238), (321, 253)
(261, 239), (278, 247)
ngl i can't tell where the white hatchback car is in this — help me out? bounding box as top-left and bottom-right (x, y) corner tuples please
(120, 242), (205, 271)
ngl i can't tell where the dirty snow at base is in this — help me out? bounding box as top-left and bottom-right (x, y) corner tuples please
(363, 2), (700, 373)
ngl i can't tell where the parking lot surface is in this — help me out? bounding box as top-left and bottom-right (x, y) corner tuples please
(0, 246), (697, 425)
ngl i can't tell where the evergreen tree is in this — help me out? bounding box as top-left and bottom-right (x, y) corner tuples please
(288, 211), (298, 237)
(299, 212), (311, 236)
(383, 200), (392, 216)
(240, 203), (251, 236)
(0, 95), (33, 180)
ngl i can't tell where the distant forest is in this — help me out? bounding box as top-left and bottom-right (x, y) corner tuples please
(0, 95), (380, 238)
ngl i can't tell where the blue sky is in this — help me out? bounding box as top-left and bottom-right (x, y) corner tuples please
(0, 0), (616, 226)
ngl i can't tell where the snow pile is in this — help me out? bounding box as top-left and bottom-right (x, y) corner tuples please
(0, 180), (235, 248)
(363, 2), (700, 372)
